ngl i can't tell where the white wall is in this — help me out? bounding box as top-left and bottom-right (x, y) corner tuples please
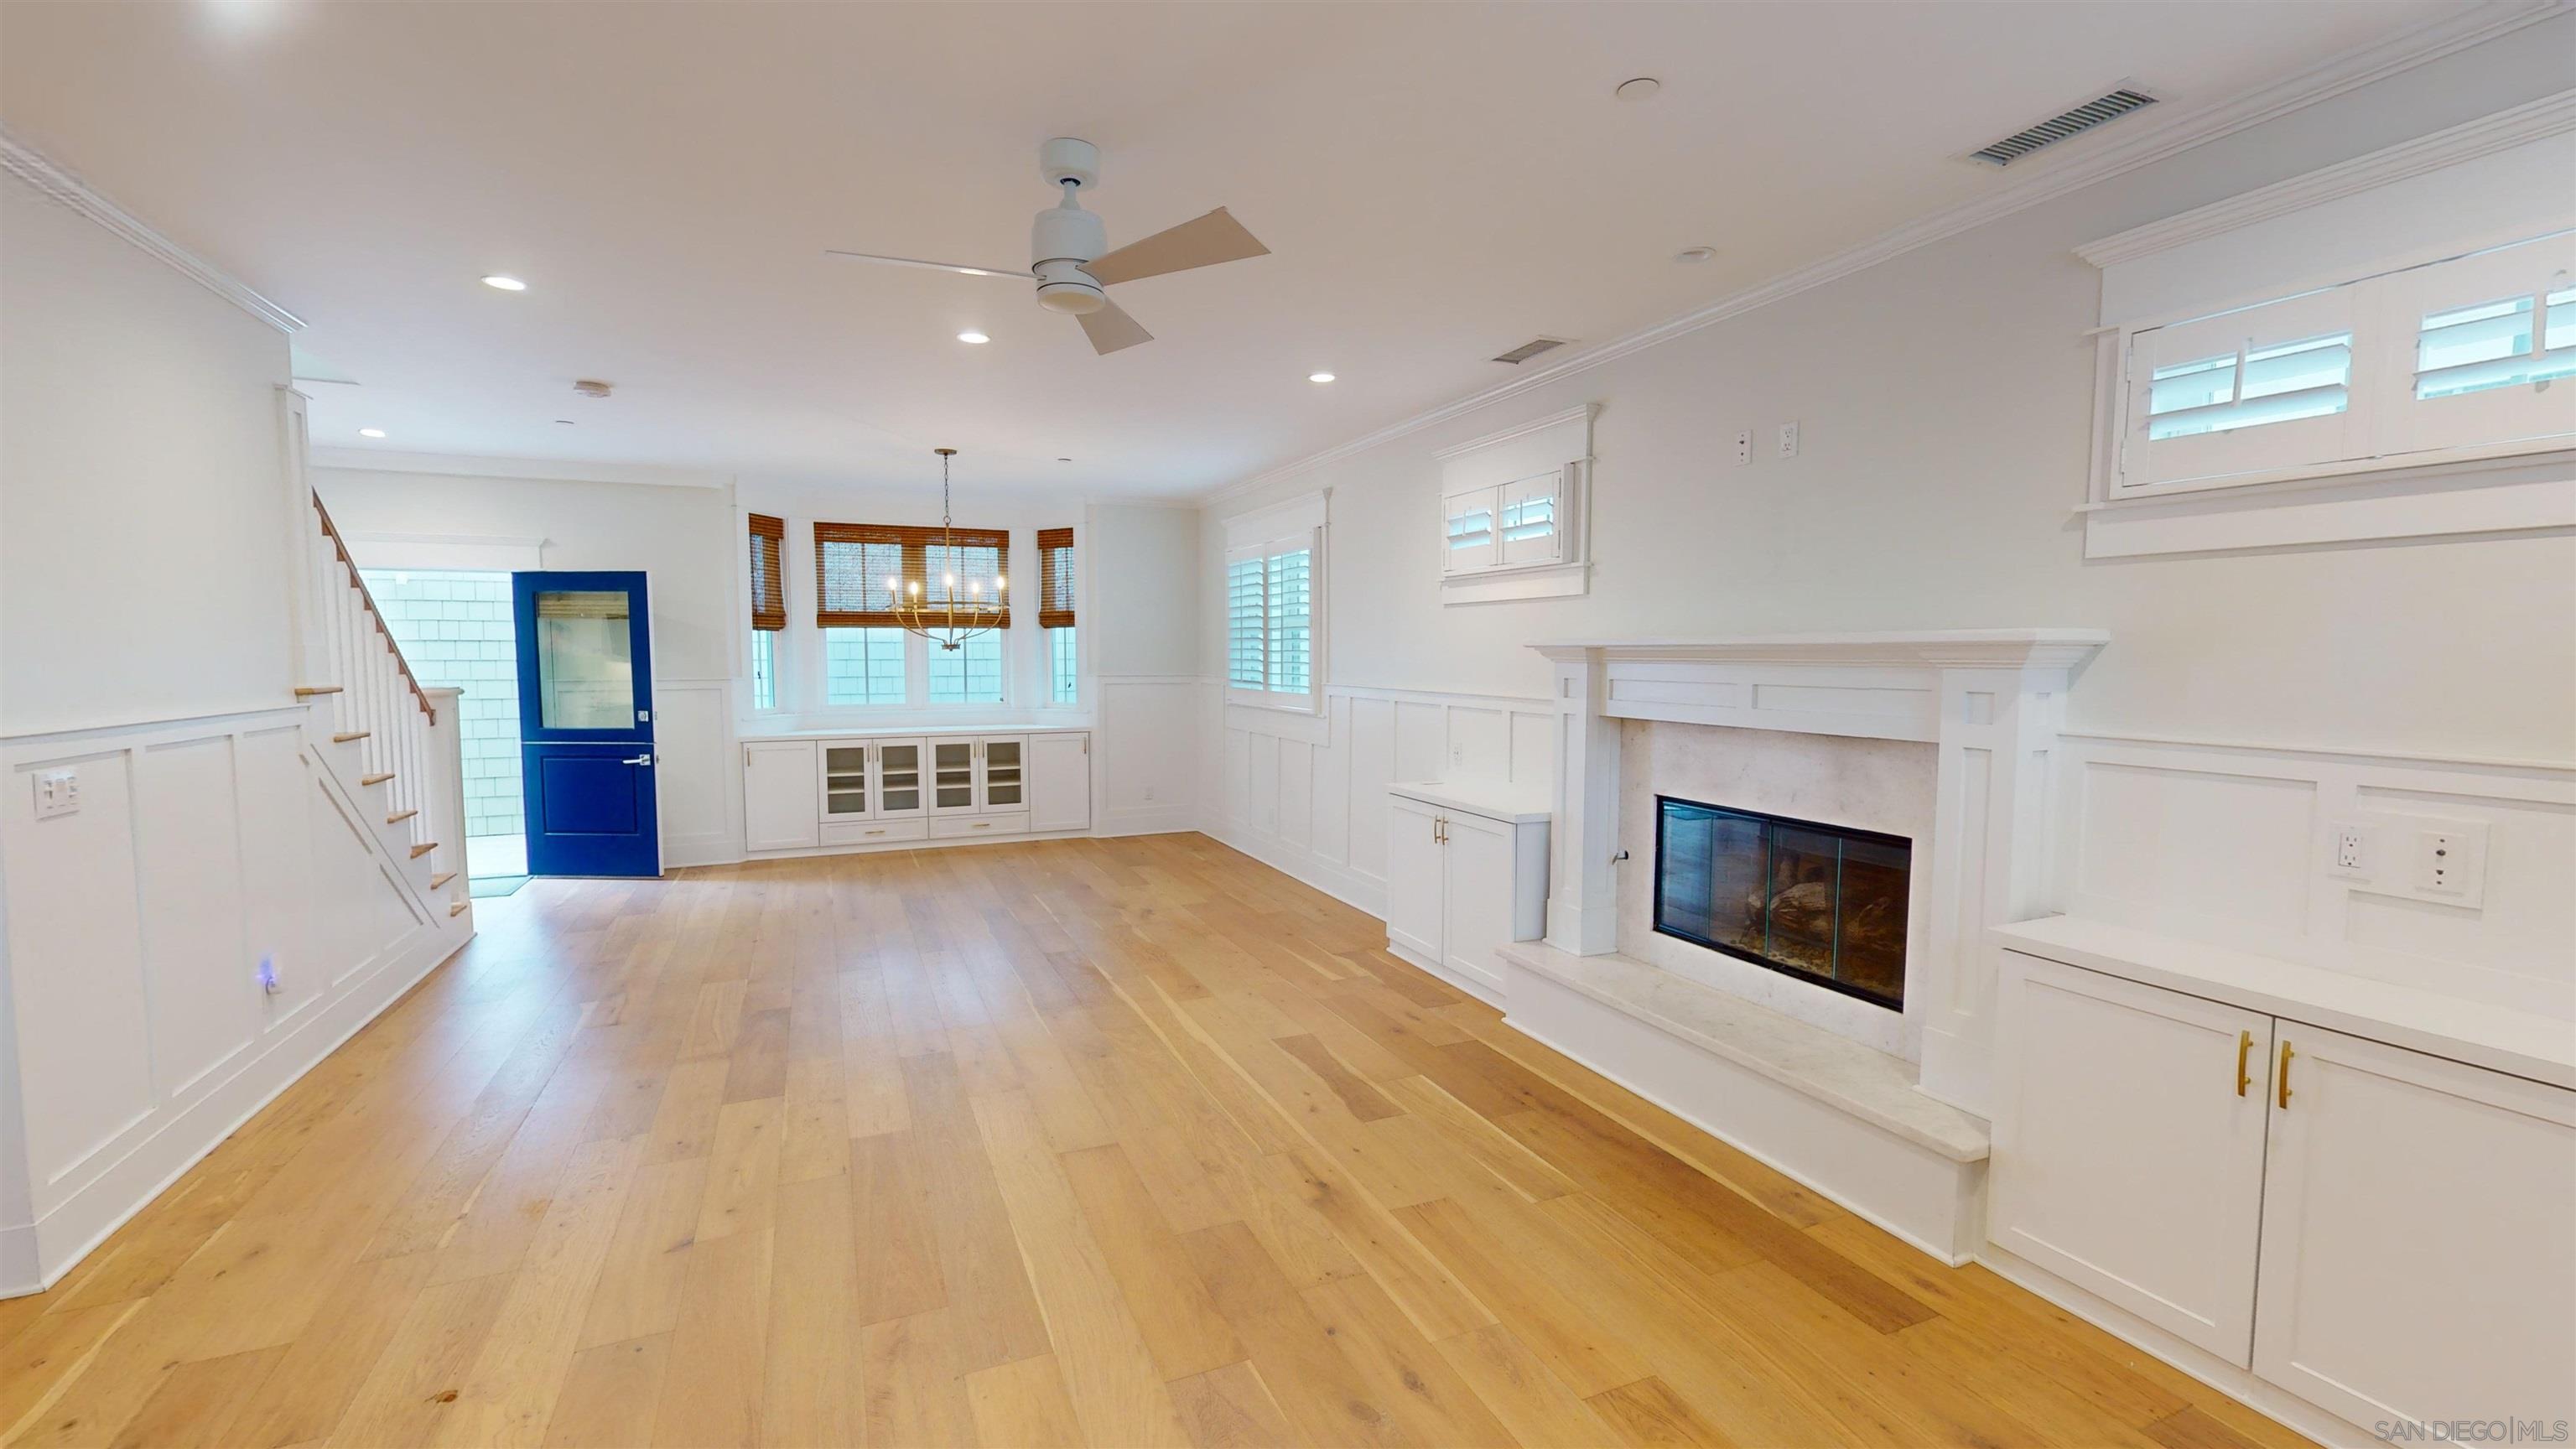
(0, 172), (470, 1292)
(1088, 503), (1199, 834)
(1199, 27), (2576, 1036)
(1, 170), (296, 735)
(1201, 26), (2576, 763)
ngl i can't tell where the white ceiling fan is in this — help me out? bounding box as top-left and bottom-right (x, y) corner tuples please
(827, 138), (1270, 355)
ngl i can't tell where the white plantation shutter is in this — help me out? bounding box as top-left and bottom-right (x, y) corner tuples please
(2381, 231), (2576, 459)
(1431, 407), (1589, 600)
(2126, 285), (2364, 489)
(1223, 491), (1326, 712)
(1226, 554), (1265, 687)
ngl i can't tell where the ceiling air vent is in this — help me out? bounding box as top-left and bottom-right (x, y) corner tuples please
(1969, 87), (2158, 167)
(1492, 337), (1571, 365)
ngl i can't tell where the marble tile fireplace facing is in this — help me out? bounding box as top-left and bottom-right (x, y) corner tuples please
(1537, 631), (2107, 1118)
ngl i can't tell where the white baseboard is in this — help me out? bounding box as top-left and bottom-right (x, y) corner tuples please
(1207, 819), (1387, 920)
(1387, 940), (1505, 1009)
(661, 829), (740, 869)
(1094, 803), (1197, 838)
(1, 922), (467, 1298)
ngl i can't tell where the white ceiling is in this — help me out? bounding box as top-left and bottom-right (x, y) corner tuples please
(0, 1), (2475, 499)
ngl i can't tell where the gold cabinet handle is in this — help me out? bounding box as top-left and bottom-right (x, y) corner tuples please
(2236, 1030), (2253, 1097)
(2277, 1041), (2294, 1110)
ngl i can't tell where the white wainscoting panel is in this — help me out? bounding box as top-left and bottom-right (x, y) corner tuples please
(2058, 735), (2576, 1021)
(1211, 682), (1555, 917)
(1098, 676), (1198, 836)
(0, 706), (467, 1294)
(652, 678), (737, 868)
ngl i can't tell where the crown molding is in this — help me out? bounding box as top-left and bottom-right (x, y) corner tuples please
(1197, 0), (2565, 511)
(2078, 86), (2576, 267)
(0, 127), (304, 335)
(309, 447), (732, 490)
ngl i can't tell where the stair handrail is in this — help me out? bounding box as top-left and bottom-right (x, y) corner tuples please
(309, 490), (437, 724)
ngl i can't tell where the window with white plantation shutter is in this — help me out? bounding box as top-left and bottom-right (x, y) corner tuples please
(2125, 284), (2364, 490)
(2381, 230), (2576, 460)
(1433, 406), (1591, 601)
(1223, 492), (1326, 713)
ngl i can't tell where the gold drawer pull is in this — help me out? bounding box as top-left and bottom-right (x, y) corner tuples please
(2236, 1030), (2253, 1097)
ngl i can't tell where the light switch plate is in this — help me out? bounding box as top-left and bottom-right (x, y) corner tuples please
(34, 767), (79, 819)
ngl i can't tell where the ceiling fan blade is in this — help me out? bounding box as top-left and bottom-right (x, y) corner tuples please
(1084, 207), (1269, 287)
(1077, 299), (1154, 355)
(823, 249), (1030, 279)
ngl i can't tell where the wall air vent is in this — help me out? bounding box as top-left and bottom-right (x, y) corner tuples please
(1969, 87), (2158, 167)
(1492, 337), (1571, 366)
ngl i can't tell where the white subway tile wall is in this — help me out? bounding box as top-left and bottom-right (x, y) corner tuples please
(361, 570), (525, 839)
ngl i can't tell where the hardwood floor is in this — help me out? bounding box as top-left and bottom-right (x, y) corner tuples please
(2, 834), (2311, 1448)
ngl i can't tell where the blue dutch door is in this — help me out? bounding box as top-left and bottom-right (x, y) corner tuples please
(512, 571), (661, 876)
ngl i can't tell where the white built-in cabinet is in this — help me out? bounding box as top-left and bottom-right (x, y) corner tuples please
(1993, 950), (2574, 1436)
(741, 730), (1087, 854)
(1384, 782), (1549, 1000)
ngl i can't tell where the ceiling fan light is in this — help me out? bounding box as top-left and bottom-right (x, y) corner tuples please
(1036, 282), (1106, 315)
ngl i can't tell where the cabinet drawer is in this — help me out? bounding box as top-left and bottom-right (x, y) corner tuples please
(931, 813), (1026, 840)
(822, 818), (928, 847)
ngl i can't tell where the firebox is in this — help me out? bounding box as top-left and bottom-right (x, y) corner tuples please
(1652, 796), (1911, 1010)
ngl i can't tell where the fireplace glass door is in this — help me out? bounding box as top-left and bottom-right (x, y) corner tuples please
(1653, 797), (1911, 1010)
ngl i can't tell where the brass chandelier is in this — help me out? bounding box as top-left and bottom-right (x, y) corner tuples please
(891, 447), (1006, 651)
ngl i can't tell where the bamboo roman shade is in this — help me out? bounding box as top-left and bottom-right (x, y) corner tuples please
(1036, 527), (1076, 629)
(746, 513), (786, 631)
(814, 522), (1010, 628)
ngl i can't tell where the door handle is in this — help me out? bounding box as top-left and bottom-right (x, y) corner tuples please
(2236, 1030), (2253, 1097)
(622, 755), (654, 767)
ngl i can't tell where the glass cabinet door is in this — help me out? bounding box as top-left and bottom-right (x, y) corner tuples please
(821, 745), (870, 818)
(932, 739), (978, 813)
(875, 739), (925, 818)
(981, 736), (1025, 808)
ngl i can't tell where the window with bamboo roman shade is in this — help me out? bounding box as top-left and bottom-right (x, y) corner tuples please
(746, 513), (785, 631)
(1036, 527), (1076, 629)
(813, 522), (1010, 628)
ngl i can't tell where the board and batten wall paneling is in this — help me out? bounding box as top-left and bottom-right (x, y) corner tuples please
(652, 679), (737, 868)
(1210, 683), (1555, 917)
(1, 707), (461, 1294)
(1097, 678), (1197, 835)
(2055, 734), (2576, 1021)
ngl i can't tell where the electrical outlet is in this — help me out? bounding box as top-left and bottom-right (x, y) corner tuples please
(1776, 421), (1800, 459)
(2329, 821), (2372, 876)
(33, 767), (79, 819)
(1732, 428), (1753, 466)
(2342, 814), (2489, 907)
(1142, 785), (1156, 801)
(1451, 744), (1465, 766)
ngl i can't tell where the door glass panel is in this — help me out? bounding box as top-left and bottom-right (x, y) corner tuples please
(533, 589), (635, 730)
(880, 742), (922, 813)
(934, 740), (975, 810)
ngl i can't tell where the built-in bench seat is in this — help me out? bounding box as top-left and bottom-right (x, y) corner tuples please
(1498, 938), (1990, 1261)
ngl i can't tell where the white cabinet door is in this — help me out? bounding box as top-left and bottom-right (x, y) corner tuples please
(1438, 809), (1514, 994)
(743, 740), (820, 851)
(1384, 797), (1445, 964)
(929, 737), (979, 815)
(2253, 1025), (2576, 1431)
(818, 743), (871, 822)
(1027, 734), (1090, 834)
(1990, 954), (2273, 1363)
(978, 735), (1028, 813)
(873, 738), (927, 821)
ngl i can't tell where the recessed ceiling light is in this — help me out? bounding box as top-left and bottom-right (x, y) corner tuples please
(1674, 247), (1716, 264)
(1309, 371), (1336, 383)
(1615, 76), (1661, 102)
(357, 428), (387, 439)
(958, 330), (990, 345)
(480, 274), (527, 291)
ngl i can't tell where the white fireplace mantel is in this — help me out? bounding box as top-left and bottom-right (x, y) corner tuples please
(1535, 628), (2108, 1116)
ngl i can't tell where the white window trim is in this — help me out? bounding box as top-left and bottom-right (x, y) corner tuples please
(2076, 98), (2576, 559)
(1432, 404), (1593, 604)
(1223, 490), (1327, 717)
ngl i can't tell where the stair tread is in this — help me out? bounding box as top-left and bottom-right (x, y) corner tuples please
(361, 772), (396, 786)
(293, 685), (345, 697)
(386, 809), (418, 824)
(449, 900), (469, 917)
(332, 731), (370, 743)
(409, 842), (438, 858)
(429, 872), (458, 888)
